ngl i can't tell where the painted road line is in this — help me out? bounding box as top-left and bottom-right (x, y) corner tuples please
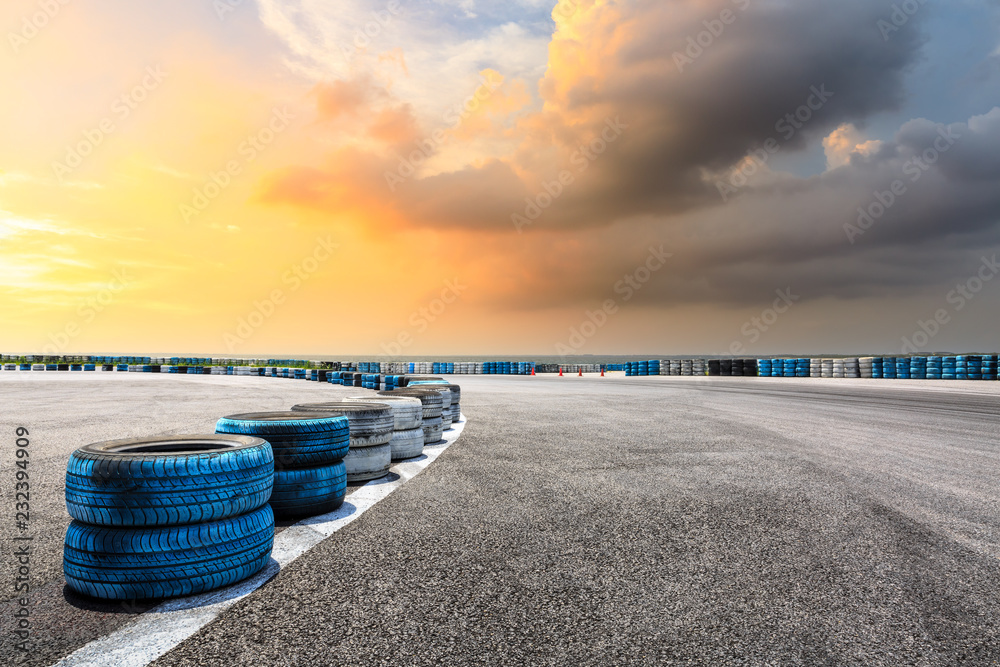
(52, 416), (467, 667)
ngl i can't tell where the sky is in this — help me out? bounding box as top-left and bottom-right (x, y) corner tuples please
(1, 0), (999, 357)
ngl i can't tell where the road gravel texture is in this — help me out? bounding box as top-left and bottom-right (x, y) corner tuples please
(3, 372), (1000, 665)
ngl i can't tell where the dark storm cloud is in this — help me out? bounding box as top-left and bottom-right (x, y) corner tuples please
(396, 0), (931, 230)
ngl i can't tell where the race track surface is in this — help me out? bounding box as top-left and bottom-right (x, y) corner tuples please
(4, 373), (1000, 666)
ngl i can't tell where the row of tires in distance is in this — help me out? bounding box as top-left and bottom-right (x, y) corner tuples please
(62, 377), (462, 602)
(617, 356), (1000, 380)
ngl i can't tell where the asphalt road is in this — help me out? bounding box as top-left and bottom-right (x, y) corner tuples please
(4, 372), (1000, 665)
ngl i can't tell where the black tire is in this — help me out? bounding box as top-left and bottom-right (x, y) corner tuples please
(383, 389), (444, 418)
(270, 461), (347, 518)
(407, 382), (462, 404)
(215, 412), (349, 469)
(290, 402), (394, 447)
(64, 504), (274, 601)
(65, 435), (273, 527)
(344, 396), (422, 430)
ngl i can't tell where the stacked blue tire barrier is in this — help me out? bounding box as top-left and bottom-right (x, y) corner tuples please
(63, 435), (275, 600)
(872, 357), (884, 378)
(983, 356), (998, 381)
(910, 356), (927, 380)
(926, 357), (942, 380)
(967, 355), (983, 380)
(216, 413), (349, 518)
(956, 356), (968, 380)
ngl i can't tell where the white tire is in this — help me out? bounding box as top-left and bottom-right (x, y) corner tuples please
(389, 428), (424, 460)
(344, 396), (422, 430)
(422, 416), (444, 444)
(344, 443), (391, 482)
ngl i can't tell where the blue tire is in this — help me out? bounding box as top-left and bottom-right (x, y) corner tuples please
(270, 461), (347, 518)
(65, 435), (273, 527)
(216, 412), (350, 468)
(64, 504), (274, 601)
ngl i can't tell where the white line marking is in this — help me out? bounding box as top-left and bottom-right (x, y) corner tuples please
(52, 416), (467, 667)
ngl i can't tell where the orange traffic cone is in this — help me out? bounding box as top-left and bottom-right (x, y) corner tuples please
(559, 367), (563, 376)
(578, 368), (583, 377)
(531, 367), (536, 376)
(601, 368), (605, 377)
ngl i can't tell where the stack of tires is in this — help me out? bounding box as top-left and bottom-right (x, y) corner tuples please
(810, 358), (821, 378)
(64, 435), (275, 600)
(953, 356), (966, 380)
(409, 381), (462, 427)
(983, 355), (998, 381)
(383, 388), (444, 445)
(291, 402), (394, 482)
(821, 359), (833, 378)
(216, 413), (349, 518)
(895, 357), (911, 379)
(757, 359), (772, 377)
(967, 355), (983, 380)
(345, 395), (424, 460)
(910, 356), (927, 380)
(859, 357), (874, 378)
(845, 358), (860, 378)
(872, 357), (884, 378)
(882, 357), (897, 379)
(408, 383), (453, 429)
(926, 356), (943, 380)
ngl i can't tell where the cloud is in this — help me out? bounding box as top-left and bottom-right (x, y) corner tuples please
(314, 78), (375, 120)
(823, 124), (883, 170)
(256, 0), (1000, 316)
